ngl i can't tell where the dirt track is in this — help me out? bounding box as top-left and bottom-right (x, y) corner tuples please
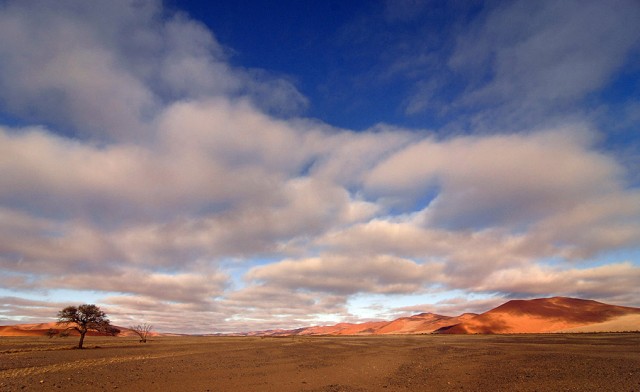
(1, 334), (639, 391)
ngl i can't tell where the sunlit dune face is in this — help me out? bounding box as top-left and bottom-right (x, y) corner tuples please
(440, 297), (640, 334)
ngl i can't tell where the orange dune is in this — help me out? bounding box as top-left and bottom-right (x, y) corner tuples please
(251, 297), (639, 336)
(0, 322), (79, 337)
(296, 321), (389, 335)
(556, 314), (640, 333)
(0, 325), (47, 337)
(292, 314), (457, 336)
(436, 297), (640, 334)
(4, 297), (638, 337)
(11, 322), (61, 331)
(0, 323), (156, 337)
(375, 313), (477, 334)
(249, 312), (480, 336)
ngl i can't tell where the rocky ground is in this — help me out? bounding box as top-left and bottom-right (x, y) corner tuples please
(1, 334), (639, 391)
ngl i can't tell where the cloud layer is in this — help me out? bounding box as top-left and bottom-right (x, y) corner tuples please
(0, 0), (639, 333)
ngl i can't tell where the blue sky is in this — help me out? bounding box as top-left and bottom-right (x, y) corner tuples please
(0, 0), (639, 333)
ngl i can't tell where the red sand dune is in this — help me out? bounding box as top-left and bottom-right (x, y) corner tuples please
(263, 313), (479, 336)
(296, 321), (389, 335)
(0, 322), (77, 337)
(3, 297), (639, 337)
(0, 323), (160, 338)
(372, 312), (477, 335)
(250, 297), (639, 336)
(436, 297), (640, 334)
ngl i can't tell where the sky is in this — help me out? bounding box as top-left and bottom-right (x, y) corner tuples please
(0, 0), (639, 334)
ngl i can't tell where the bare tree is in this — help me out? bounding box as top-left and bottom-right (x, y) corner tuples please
(130, 323), (153, 343)
(57, 304), (112, 349)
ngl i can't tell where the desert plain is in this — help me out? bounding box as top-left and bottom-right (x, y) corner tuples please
(1, 334), (639, 392)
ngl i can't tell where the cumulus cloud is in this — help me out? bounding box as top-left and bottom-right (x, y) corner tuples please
(474, 262), (640, 302)
(0, 0), (306, 140)
(365, 127), (624, 228)
(395, 296), (507, 317)
(0, 297), (71, 322)
(446, 0), (640, 129)
(318, 221), (535, 273)
(0, 0), (638, 332)
(246, 254), (443, 295)
(45, 268), (229, 304)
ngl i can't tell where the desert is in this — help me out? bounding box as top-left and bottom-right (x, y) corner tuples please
(2, 297), (640, 391)
(2, 1), (640, 391)
(1, 334), (639, 391)
(239, 297), (640, 336)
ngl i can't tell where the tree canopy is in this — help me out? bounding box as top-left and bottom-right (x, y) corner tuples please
(57, 304), (113, 349)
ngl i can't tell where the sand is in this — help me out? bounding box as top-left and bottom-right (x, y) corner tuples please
(1, 334), (639, 391)
(438, 297), (640, 334)
(557, 314), (640, 333)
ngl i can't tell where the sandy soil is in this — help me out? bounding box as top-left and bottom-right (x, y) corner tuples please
(439, 297), (640, 334)
(557, 314), (640, 333)
(1, 334), (639, 391)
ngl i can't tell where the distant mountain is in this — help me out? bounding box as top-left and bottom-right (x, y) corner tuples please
(0, 322), (168, 337)
(434, 297), (640, 334)
(294, 312), (479, 336)
(232, 313), (478, 336)
(0, 322), (63, 337)
(243, 297), (639, 336)
(3, 297), (639, 337)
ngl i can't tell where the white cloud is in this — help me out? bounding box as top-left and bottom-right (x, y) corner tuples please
(0, 0), (160, 139)
(246, 254), (443, 295)
(394, 296), (506, 317)
(446, 0), (640, 129)
(0, 0), (638, 333)
(0, 297), (71, 323)
(365, 127), (624, 228)
(474, 262), (640, 300)
(46, 268), (229, 304)
(0, 0), (306, 140)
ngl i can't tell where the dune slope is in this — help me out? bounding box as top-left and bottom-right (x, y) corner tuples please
(437, 297), (640, 334)
(4, 297), (638, 336)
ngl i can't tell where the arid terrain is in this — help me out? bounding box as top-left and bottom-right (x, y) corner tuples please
(3, 297), (639, 391)
(242, 297), (640, 336)
(3, 297), (638, 339)
(1, 334), (639, 391)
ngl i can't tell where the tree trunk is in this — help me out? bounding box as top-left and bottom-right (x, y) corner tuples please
(78, 331), (86, 349)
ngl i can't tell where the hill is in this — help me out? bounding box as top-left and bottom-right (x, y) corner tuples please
(237, 312), (478, 336)
(435, 297), (640, 334)
(246, 297), (639, 336)
(0, 322), (165, 338)
(3, 297), (638, 337)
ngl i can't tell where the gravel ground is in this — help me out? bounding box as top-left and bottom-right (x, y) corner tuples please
(1, 334), (639, 391)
